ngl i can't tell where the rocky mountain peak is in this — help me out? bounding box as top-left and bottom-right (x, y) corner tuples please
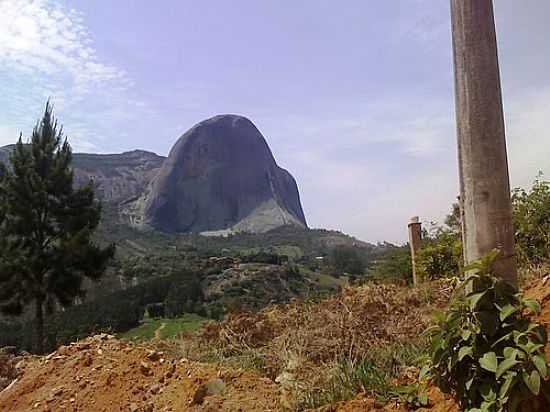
(129, 114), (306, 234)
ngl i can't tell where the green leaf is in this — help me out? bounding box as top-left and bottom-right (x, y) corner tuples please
(419, 364), (430, 381)
(459, 346), (473, 361)
(418, 391), (428, 406)
(431, 310), (447, 323)
(499, 304), (517, 322)
(523, 299), (542, 315)
(496, 358), (519, 379)
(479, 352), (498, 373)
(464, 261), (483, 273)
(480, 383), (497, 402)
(461, 329), (473, 341)
(478, 310), (500, 337)
(503, 347), (519, 360)
(468, 291), (487, 311)
(513, 331), (527, 346)
(499, 372), (517, 399)
(523, 370), (541, 395)
(520, 342), (544, 354)
(492, 332), (514, 348)
(532, 355), (548, 379)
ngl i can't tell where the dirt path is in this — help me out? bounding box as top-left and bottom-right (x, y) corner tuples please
(154, 322), (167, 340)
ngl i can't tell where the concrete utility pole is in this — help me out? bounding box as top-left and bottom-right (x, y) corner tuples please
(408, 217), (422, 286)
(450, 0), (517, 286)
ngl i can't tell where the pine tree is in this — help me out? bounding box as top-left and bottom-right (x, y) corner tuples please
(0, 102), (115, 353)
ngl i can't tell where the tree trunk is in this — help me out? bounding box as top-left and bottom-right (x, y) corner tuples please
(35, 297), (44, 354)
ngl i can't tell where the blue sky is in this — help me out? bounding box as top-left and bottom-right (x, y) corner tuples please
(0, 0), (549, 243)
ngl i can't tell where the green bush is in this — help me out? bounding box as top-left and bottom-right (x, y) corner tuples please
(368, 245), (413, 283)
(428, 251), (549, 412)
(416, 231), (462, 281)
(512, 174), (550, 266)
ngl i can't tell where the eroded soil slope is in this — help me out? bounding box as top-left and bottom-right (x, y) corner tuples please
(0, 334), (281, 412)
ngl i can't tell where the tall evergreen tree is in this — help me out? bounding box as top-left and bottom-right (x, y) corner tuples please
(0, 102), (115, 353)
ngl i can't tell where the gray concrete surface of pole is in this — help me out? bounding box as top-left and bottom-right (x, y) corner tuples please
(450, 0), (517, 286)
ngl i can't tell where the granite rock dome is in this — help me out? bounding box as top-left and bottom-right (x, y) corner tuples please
(131, 115), (307, 234)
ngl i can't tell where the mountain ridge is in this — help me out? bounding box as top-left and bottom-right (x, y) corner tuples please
(0, 114), (307, 235)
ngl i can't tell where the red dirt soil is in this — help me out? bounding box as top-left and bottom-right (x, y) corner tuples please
(0, 334), (282, 411)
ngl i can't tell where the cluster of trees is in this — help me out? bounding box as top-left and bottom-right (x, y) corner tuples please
(327, 245), (366, 276)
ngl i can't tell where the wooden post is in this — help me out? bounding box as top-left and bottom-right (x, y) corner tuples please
(408, 217), (422, 286)
(450, 0), (517, 286)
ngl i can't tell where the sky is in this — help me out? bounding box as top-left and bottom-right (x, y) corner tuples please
(0, 0), (549, 244)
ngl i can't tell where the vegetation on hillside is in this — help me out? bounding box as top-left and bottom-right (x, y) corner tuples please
(187, 280), (453, 409)
(368, 243), (413, 283)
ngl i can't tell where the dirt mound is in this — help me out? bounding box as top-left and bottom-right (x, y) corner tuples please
(0, 347), (29, 392)
(0, 334), (281, 412)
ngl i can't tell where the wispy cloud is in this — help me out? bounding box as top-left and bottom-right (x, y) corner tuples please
(0, 0), (149, 153)
(0, 0), (131, 93)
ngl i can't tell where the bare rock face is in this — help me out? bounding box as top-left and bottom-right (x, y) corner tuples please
(130, 115), (307, 234)
(72, 150), (164, 204)
(0, 146), (164, 205)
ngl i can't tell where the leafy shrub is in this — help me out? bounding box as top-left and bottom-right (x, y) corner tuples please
(367, 245), (413, 283)
(416, 230), (462, 281)
(512, 174), (550, 266)
(428, 251), (549, 412)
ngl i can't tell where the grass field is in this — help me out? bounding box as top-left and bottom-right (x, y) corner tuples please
(120, 313), (207, 341)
